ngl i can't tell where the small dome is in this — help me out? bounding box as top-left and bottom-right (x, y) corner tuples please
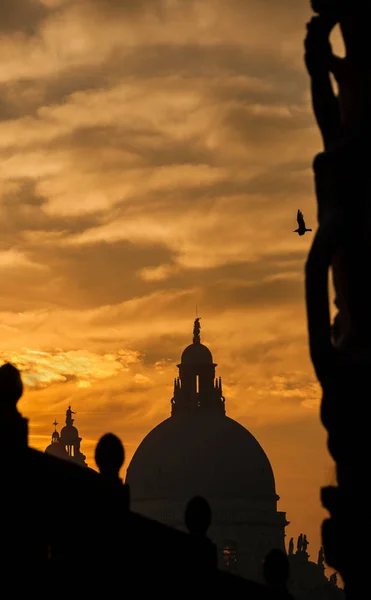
(60, 425), (80, 441)
(181, 343), (213, 365)
(52, 430), (60, 440)
(45, 441), (69, 459)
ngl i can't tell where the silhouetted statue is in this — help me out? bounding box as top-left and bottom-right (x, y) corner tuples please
(304, 6), (371, 346)
(297, 534), (303, 553)
(95, 432), (130, 511)
(185, 495), (211, 535)
(304, 14), (341, 155)
(0, 362), (50, 585)
(293, 210), (312, 236)
(288, 538), (294, 556)
(263, 548), (295, 600)
(308, 0), (371, 142)
(302, 534), (309, 553)
(310, 1), (371, 141)
(184, 496), (218, 573)
(66, 405), (76, 426)
(0, 362), (28, 448)
(95, 432), (125, 480)
(193, 317), (201, 344)
(91, 433), (131, 585)
(0, 362), (23, 408)
(305, 3), (371, 348)
(304, 2), (371, 598)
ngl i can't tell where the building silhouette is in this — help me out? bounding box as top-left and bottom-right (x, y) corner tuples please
(126, 319), (288, 581)
(126, 320), (345, 598)
(0, 336), (346, 597)
(287, 537), (344, 600)
(45, 406), (88, 466)
(1, 360), (285, 597)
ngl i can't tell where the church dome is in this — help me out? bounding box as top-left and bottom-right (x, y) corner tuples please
(181, 343), (213, 365)
(45, 441), (69, 460)
(126, 414), (277, 506)
(60, 425), (79, 439)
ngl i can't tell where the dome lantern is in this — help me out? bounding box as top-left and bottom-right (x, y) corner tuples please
(172, 319), (225, 416)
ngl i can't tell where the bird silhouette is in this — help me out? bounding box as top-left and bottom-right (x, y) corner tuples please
(293, 209), (312, 236)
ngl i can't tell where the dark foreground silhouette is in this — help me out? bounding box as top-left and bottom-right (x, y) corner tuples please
(304, 2), (371, 599)
(1, 362), (280, 597)
(263, 549), (295, 600)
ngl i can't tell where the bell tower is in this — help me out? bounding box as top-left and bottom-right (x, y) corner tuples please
(171, 319), (225, 416)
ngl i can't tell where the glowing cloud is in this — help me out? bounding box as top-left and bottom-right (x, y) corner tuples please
(0, 347), (140, 388)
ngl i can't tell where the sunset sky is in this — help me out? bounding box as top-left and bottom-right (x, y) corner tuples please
(0, 0), (343, 569)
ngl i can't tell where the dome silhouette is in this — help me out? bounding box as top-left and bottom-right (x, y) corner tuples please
(45, 440), (69, 459)
(126, 414), (276, 504)
(181, 343), (213, 365)
(126, 320), (286, 583)
(60, 425), (79, 439)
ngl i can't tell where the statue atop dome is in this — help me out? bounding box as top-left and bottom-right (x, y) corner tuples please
(47, 405), (89, 467)
(66, 405), (76, 427)
(172, 321), (225, 416)
(193, 317), (201, 344)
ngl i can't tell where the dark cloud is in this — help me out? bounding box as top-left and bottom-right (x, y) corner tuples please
(0, 0), (49, 34)
(0, 178), (176, 310)
(87, 0), (165, 13)
(143, 250), (305, 294)
(230, 339), (289, 366)
(0, 41), (308, 122)
(0, 2), (314, 324)
(0, 240), (173, 311)
(0, 178), (100, 246)
(42, 123), (216, 172)
(82, 252), (305, 339)
(137, 333), (186, 366)
(198, 277), (304, 312)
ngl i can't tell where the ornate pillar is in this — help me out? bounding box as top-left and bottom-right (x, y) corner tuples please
(304, 3), (371, 598)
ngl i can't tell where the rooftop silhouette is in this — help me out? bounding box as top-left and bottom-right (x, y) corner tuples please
(263, 548), (294, 600)
(1, 361), (288, 597)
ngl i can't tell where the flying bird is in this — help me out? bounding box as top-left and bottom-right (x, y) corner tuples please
(294, 209), (312, 236)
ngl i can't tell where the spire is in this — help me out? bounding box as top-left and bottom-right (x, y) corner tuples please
(45, 417), (69, 459)
(51, 419), (60, 444)
(193, 317), (201, 344)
